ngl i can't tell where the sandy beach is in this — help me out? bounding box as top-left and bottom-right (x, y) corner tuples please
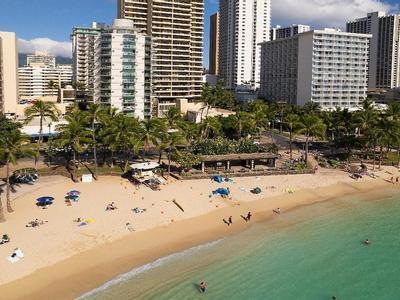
(0, 166), (398, 300)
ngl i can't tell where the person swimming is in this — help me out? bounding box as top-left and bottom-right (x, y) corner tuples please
(364, 239), (372, 245)
(199, 282), (206, 293)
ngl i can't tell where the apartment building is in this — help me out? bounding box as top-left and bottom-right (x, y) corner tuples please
(93, 19), (152, 119)
(347, 12), (400, 89)
(219, 0), (271, 91)
(27, 52), (56, 68)
(0, 31), (19, 115)
(118, 0), (204, 116)
(209, 12), (219, 75)
(19, 53), (73, 101)
(260, 29), (371, 110)
(270, 24), (310, 41)
(71, 22), (105, 99)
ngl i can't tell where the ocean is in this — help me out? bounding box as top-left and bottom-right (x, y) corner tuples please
(80, 190), (400, 300)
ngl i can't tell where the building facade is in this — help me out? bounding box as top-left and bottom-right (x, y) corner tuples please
(118, 0), (204, 116)
(219, 0), (271, 91)
(18, 53), (72, 101)
(270, 24), (310, 41)
(71, 23), (105, 99)
(209, 13), (219, 75)
(260, 29), (371, 110)
(347, 12), (400, 89)
(0, 31), (19, 115)
(26, 52), (56, 68)
(93, 19), (152, 119)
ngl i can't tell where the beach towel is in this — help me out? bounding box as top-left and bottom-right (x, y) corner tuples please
(7, 256), (19, 263)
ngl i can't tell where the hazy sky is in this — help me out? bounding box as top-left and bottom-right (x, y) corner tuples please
(0, 0), (398, 68)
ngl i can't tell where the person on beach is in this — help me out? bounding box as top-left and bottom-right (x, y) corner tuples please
(106, 202), (118, 211)
(273, 208), (281, 215)
(199, 282), (206, 293)
(228, 216), (233, 225)
(390, 177), (394, 184)
(246, 212), (252, 221)
(396, 177), (399, 184)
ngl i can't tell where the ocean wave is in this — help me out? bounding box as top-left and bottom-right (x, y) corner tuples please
(76, 239), (222, 299)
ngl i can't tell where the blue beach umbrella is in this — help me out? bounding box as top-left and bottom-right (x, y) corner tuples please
(36, 196), (54, 206)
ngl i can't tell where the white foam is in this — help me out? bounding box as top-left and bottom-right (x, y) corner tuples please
(76, 239), (222, 299)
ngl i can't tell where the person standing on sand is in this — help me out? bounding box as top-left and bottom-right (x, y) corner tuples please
(228, 216), (233, 225)
(396, 177), (399, 184)
(390, 177), (394, 184)
(246, 212), (252, 221)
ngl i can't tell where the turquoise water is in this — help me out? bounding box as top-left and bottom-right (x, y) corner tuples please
(83, 191), (400, 300)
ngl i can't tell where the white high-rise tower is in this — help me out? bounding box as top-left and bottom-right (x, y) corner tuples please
(219, 0), (271, 91)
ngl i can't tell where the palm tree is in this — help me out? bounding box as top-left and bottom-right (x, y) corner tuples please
(297, 114), (326, 163)
(109, 114), (141, 172)
(85, 104), (104, 180)
(164, 107), (183, 131)
(234, 111), (256, 138)
(138, 118), (164, 160)
(302, 102), (321, 115)
(199, 117), (222, 139)
(0, 129), (37, 217)
(55, 107), (91, 181)
(285, 113), (300, 160)
(98, 106), (118, 166)
(165, 132), (186, 175)
(24, 100), (60, 164)
(46, 80), (59, 100)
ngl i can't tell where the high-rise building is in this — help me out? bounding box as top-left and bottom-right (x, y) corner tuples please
(260, 29), (371, 110)
(219, 0), (271, 91)
(71, 22), (105, 99)
(209, 13), (219, 75)
(270, 24), (310, 41)
(0, 31), (19, 115)
(347, 11), (400, 89)
(26, 51), (56, 68)
(93, 19), (152, 119)
(118, 0), (204, 116)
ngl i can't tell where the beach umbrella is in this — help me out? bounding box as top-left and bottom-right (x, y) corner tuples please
(213, 188), (230, 196)
(36, 196), (54, 206)
(211, 176), (223, 183)
(68, 190), (81, 195)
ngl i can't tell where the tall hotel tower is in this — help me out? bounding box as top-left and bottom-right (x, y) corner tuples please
(219, 0), (271, 91)
(347, 12), (400, 89)
(118, 0), (204, 116)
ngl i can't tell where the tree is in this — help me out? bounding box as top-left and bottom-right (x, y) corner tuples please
(85, 104), (104, 180)
(285, 113), (301, 160)
(138, 118), (164, 160)
(164, 106), (184, 131)
(0, 129), (36, 218)
(46, 80), (59, 99)
(302, 102), (321, 115)
(165, 132), (186, 174)
(24, 100), (60, 165)
(55, 107), (91, 180)
(109, 114), (141, 173)
(199, 117), (222, 139)
(297, 114), (326, 163)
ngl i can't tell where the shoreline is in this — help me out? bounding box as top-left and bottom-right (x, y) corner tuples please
(1, 178), (396, 300)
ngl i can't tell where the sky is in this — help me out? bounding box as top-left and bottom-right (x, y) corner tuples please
(0, 0), (398, 68)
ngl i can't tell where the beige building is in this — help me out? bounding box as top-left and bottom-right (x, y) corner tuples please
(0, 31), (19, 116)
(209, 13), (219, 75)
(118, 0), (204, 116)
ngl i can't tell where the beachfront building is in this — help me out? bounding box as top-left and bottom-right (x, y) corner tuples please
(209, 12), (219, 76)
(118, 0), (204, 117)
(93, 19), (152, 119)
(347, 12), (400, 89)
(260, 29), (371, 110)
(218, 0), (271, 91)
(0, 31), (19, 116)
(71, 22), (105, 100)
(270, 24), (310, 41)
